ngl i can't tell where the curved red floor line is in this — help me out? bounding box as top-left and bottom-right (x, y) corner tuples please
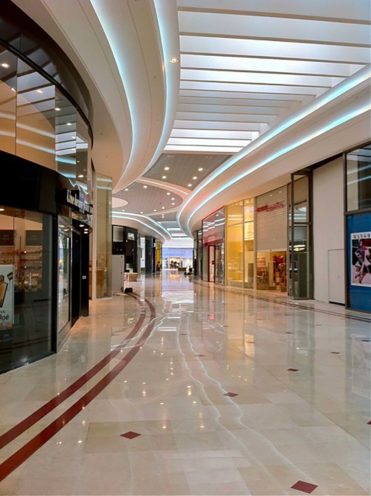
(0, 296), (156, 482)
(0, 293), (145, 451)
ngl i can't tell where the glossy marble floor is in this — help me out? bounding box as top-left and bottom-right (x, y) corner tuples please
(0, 273), (370, 495)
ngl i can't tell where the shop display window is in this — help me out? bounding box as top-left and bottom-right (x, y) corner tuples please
(346, 144), (371, 212)
(0, 206), (52, 372)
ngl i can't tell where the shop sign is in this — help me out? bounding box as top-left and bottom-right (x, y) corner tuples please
(0, 265), (14, 330)
(256, 201), (285, 213)
(350, 232), (371, 287)
(64, 190), (93, 215)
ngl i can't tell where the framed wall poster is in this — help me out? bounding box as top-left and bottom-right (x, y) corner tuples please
(350, 232), (371, 287)
(0, 264), (14, 329)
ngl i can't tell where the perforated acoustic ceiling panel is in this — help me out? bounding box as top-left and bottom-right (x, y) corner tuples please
(144, 153), (230, 189)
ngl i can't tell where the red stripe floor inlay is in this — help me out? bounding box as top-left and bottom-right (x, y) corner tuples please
(0, 293), (146, 451)
(0, 298), (156, 482)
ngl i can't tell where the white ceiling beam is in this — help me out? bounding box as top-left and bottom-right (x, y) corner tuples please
(174, 119), (264, 131)
(176, 111), (275, 123)
(181, 69), (341, 88)
(180, 54), (361, 77)
(171, 129), (258, 139)
(180, 36), (371, 64)
(167, 137), (251, 146)
(178, 96), (295, 108)
(177, 0), (371, 24)
(179, 12), (371, 46)
(180, 80), (323, 96)
(178, 89), (310, 102)
(177, 103), (284, 115)
(165, 145), (242, 153)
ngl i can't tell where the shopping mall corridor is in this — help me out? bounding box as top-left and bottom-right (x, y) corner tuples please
(0, 272), (370, 495)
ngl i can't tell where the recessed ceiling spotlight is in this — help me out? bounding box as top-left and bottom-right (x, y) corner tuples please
(10, 87), (16, 92)
(0, 208), (5, 212)
(153, 209), (157, 212)
(1, 63), (10, 68)
(170, 57), (178, 64)
(161, 214), (164, 219)
(171, 202), (175, 206)
(66, 122), (72, 126)
(198, 167), (203, 172)
(79, 224), (84, 227)
(164, 166), (170, 171)
(55, 107), (61, 111)
(124, 188), (129, 191)
(161, 206), (165, 210)
(143, 185), (148, 189)
(192, 176), (197, 180)
(162, 175), (167, 179)
(171, 197), (175, 201)
(166, 192), (171, 196)
(78, 174), (84, 178)
(36, 89), (43, 94)
(188, 183), (192, 187)
(140, 211), (143, 214)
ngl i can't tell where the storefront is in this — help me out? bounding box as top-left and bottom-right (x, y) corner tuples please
(256, 187), (288, 292)
(162, 247), (193, 270)
(0, 3), (94, 371)
(202, 208), (225, 284)
(345, 143), (371, 313)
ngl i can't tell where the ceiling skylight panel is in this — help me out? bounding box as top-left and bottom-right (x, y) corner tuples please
(180, 36), (370, 65)
(178, 11), (370, 46)
(180, 54), (360, 78)
(181, 69), (342, 88)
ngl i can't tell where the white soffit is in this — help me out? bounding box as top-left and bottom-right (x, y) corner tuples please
(164, 0), (370, 154)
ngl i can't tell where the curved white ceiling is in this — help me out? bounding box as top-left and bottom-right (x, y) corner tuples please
(14, 0), (371, 242)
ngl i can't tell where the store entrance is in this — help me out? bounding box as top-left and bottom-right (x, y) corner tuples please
(208, 243), (224, 284)
(257, 250), (287, 292)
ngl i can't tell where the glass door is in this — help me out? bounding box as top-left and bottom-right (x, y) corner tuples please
(215, 243), (225, 284)
(208, 245), (215, 282)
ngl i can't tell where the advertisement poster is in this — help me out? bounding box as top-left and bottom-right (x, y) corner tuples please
(0, 264), (14, 329)
(350, 232), (371, 287)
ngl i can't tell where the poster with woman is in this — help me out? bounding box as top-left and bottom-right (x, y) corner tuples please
(351, 232), (371, 287)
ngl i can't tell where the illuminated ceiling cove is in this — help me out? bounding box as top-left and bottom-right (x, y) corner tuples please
(15, 0), (370, 241)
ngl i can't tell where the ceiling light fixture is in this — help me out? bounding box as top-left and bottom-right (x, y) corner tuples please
(36, 89), (43, 94)
(124, 188), (129, 192)
(162, 175), (167, 179)
(198, 167), (203, 172)
(170, 57), (178, 64)
(143, 185), (148, 189)
(171, 202), (175, 206)
(166, 192), (171, 196)
(1, 63), (10, 68)
(66, 122), (72, 126)
(140, 211), (143, 214)
(10, 87), (16, 92)
(0, 208), (5, 212)
(161, 206), (165, 210)
(188, 183), (193, 187)
(78, 174), (84, 178)
(55, 107), (61, 111)
(164, 166), (170, 171)
(192, 176), (197, 180)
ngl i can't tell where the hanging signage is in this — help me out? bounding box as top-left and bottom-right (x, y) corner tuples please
(0, 265), (14, 330)
(65, 190), (93, 215)
(350, 232), (371, 287)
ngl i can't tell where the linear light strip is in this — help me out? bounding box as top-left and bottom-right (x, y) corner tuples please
(112, 210), (171, 238)
(177, 66), (371, 228)
(112, 213), (167, 241)
(185, 103), (371, 234)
